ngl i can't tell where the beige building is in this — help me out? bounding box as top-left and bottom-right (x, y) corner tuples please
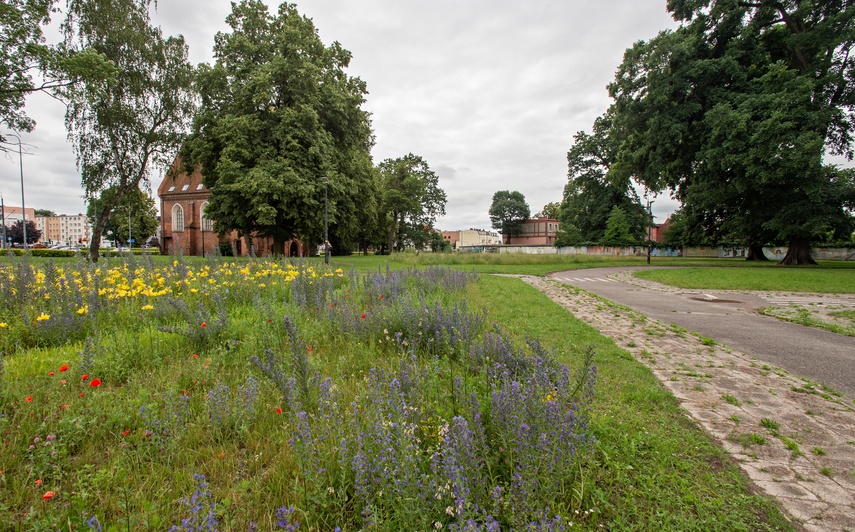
(441, 228), (501, 250)
(35, 214), (91, 245)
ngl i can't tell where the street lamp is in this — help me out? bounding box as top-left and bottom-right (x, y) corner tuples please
(6, 133), (26, 247)
(324, 175), (330, 265)
(645, 190), (654, 265)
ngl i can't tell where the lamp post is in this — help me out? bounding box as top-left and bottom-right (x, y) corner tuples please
(645, 191), (653, 265)
(7, 134), (26, 247)
(1, 193), (6, 249)
(324, 175), (330, 265)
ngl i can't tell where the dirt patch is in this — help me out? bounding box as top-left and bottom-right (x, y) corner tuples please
(513, 274), (855, 532)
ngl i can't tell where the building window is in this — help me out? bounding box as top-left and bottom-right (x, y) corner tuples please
(201, 202), (212, 231)
(172, 204), (184, 231)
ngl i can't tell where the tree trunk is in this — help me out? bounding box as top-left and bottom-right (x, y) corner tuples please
(387, 213), (399, 254)
(746, 244), (769, 261)
(779, 237), (817, 265)
(88, 206), (113, 263)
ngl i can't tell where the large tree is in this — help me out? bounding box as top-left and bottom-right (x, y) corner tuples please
(489, 190), (530, 245)
(86, 186), (158, 246)
(63, 0), (195, 262)
(378, 153), (447, 253)
(609, 0), (855, 265)
(556, 112), (646, 246)
(0, 0), (113, 148)
(181, 0), (376, 256)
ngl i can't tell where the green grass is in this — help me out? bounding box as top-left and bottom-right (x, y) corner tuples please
(635, 266), (855, 293)
(0, 254), (803, 529)
(470, 275), (792, 530)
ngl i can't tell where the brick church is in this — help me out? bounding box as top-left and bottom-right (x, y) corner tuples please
(157, 161), (305, 257)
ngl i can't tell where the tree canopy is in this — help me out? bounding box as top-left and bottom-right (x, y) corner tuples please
(0, 0), (114, 148)
(181, 0), (376, 255)
(86, 186), (157, 246)
(378, 153), (446, 253)
(63, 0), (195, 261)
(608, 0), (855, 264)
(556, 112), (646, 246)
(489, 190), (530, 245)
(6, 219), (40, 245)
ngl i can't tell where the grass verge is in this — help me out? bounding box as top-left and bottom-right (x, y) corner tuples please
(470, 275), (793, 530)
(634, 266), (855, 293)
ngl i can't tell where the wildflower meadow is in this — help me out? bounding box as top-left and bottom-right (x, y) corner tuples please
(0, 254), (599, 530)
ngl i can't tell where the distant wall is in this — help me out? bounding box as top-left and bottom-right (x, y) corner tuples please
(491, 245), (854, 260)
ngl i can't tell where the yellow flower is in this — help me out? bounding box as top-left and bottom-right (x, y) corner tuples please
(141, 304), (154, 311)
(0, 322), (7, 328)
(36, 313), (50, 322)
(76, 306), (88, 315)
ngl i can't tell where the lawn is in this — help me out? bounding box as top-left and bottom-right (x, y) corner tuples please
(0, 253), (796, 530)
(634, 266), (855, 293)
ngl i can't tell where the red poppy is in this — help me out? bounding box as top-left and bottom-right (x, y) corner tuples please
(275, 408), (283, 414)
(307, 345), (312, 352)
(379, 295), (384, 299)
(35, 479), (42, 485)
(25, 396), (32, 402)
(81, 374), (88, 381)
(361, 313), (366, 319)
(59, 365), (69, 372)
(122, 430), (131, 436)
(89, 379), (102, 387)
(329, 303), (334, 308)
(192, 354), (200, 359)
(48, 371), (54, 376)
(61, 380), (66, 385)
(267, 319), (272, 323)
(42, 491), (55, 501)
(79, 393), (84, 397)
(200, 322), (207, 328)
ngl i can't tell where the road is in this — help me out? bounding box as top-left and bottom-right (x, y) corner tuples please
(549, 267), (855, 398)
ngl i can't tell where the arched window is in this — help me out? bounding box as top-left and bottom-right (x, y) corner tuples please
(201, 201), (212, 231)
(172, 204), (184, 231)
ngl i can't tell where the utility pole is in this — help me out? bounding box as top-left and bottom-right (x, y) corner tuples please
(7, 134), (26, 247)
(646, 192), (654, 265)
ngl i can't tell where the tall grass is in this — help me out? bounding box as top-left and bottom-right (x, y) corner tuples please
(0, 255), (598, 530)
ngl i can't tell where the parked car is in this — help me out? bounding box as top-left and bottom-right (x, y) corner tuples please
(31, 243), (47, 249)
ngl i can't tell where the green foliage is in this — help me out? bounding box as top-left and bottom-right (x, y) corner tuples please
(558, 112), (646, 246)
(608, 1), (855, 264)
(63, 0), (195, 262)
(379, 153), (447, 252)
(86, 186), (158, 246)
(5, 219), (40, 244)
(602, 206), (637, 246)
(33, 209), (56, 217)
(535, 201), (561, 219)
(182, 0), (376, 256)
(488, 190), (530, 244)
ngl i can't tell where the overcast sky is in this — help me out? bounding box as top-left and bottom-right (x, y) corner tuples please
(1, 0), (682, 230)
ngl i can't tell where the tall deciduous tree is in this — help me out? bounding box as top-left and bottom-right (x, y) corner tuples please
(609, 0), (855, 265)
(86, 186), (157, 246)
(379, 153), (446, 253)
(556, 112), (646, 246)
(181, 0), (376, 255)
(489, 190), (530, 244)
(63, 0), (195, 262)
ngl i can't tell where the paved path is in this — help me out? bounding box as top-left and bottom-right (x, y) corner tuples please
(516, 273), (855, 531)
(549, 267), (855, 398)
